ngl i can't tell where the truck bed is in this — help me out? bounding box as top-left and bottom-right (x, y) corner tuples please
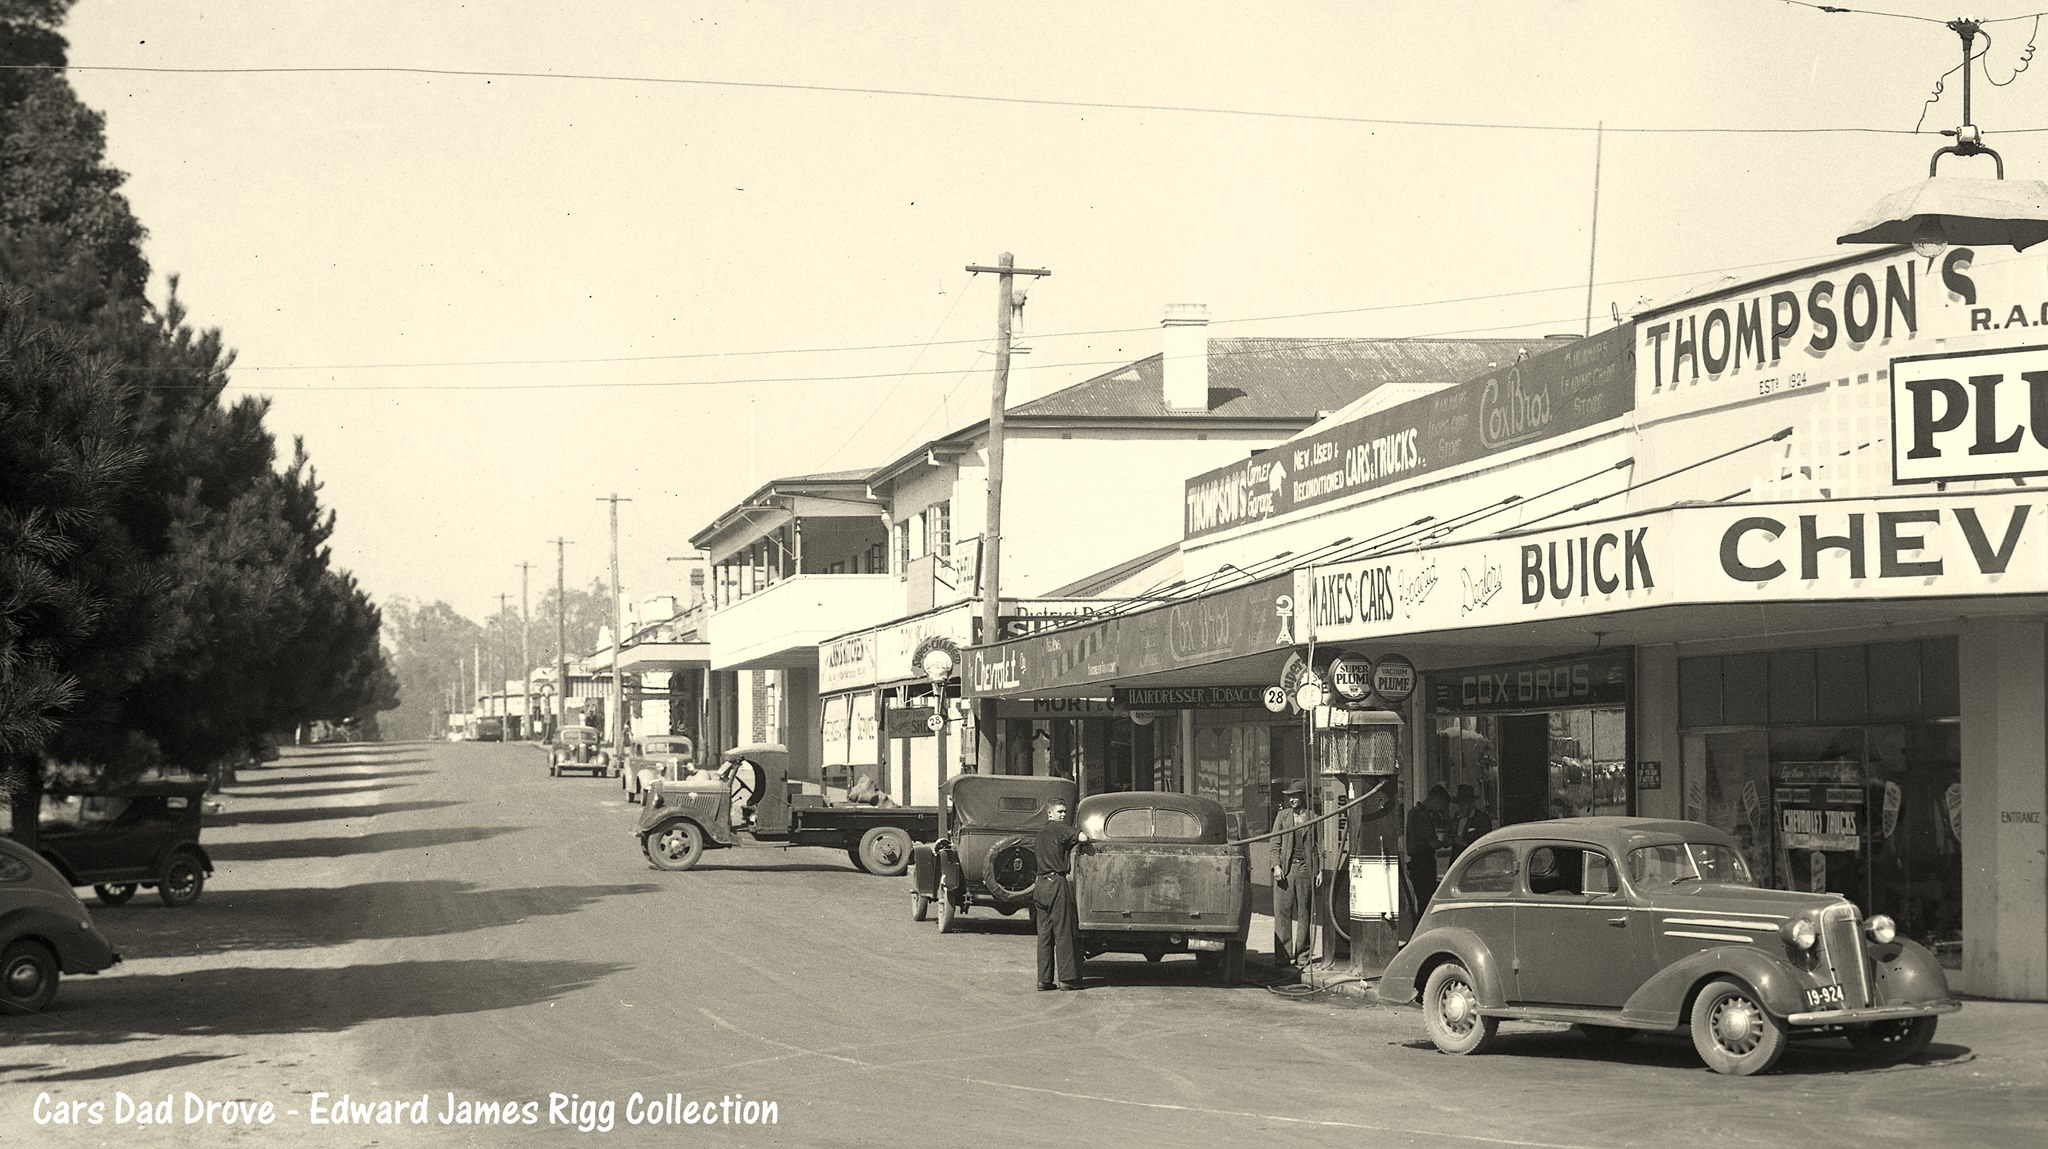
(1073, 843), (1248, 935)
(787, 804), (939, 848)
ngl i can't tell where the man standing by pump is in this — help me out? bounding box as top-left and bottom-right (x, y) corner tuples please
(1271, 781), (1322, 970)
(1032, 798), (1086, 991)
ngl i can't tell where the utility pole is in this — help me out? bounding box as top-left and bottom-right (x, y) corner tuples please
(496, 592), (513, 726)
(598, 495), (633, 769)
(550, 537), (572, 739)
(472, 642), (480, 719)
(965, 253), (1050, 772)
(517, 561), (534, 740)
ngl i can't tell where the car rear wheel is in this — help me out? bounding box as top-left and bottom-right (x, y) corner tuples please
(855, 826), (912, 877)
(1690, 978), (1787, 1076)
(0, 940), (59, 1015)
(158, 851), (205, 907)
(646, 822), (704, 872)
(1423, 961), (1497, 1055)
(1846, 1015), (1938, 1064)
(912, 891), (932, 922)
(94, 883), (138, 906)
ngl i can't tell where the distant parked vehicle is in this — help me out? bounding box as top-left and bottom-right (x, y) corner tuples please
(0, 837), (120, 1014)
(636, 744), (937, 876)
(26, 780), (214, 908)
(626, 734), (695, 800)
(470, 716), (505, 743)
(549, 725), (610, 777)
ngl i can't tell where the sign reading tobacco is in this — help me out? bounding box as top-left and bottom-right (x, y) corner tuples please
(1182, 327), (1634, 538)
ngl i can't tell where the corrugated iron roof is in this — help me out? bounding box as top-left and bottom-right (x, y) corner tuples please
(1011, 336), (1559, 420)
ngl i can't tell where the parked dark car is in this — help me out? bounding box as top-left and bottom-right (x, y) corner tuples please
(1072, 792), (1251, 982)
(29, 782), (214, 908)
(910, 775), (1077, 932)
(1377, 817), (1960, 1076)
(470, 716), (505, 742)
(549, 725), (609, 777)
(0, 837), (121, 1013)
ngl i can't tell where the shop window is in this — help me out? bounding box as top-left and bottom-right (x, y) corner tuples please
(1454, 847), (1517, 894)
(1867, 641), (1921, 721)
(1679, 656), (1722, 727)
(1814, 645), (1868, 724)
(1768, 648), (1817, 725)
(1722, 652), (1769, 726)
(1920, 636), (1959, 717)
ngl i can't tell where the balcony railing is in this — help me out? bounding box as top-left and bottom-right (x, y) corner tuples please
(708, 574), (901, 670)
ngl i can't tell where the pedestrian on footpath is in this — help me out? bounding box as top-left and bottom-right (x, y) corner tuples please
(1271, 781), (1322, 970)
(1405, 784), (1452, 917)
(1033, 798), (1086, 991)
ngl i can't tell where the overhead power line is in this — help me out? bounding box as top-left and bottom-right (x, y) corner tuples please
(6, 59), (2041, 138)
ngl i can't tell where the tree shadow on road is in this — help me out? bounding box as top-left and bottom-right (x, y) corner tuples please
(4, 1052), (236, 1083)
(8, 958), (628, 1045)
(90, 880), (662, 958)
(232, 781), (418, 802)
(205, 824), (525, 863)
(208, 800), (458, 827)
(230, 769), (435, 789)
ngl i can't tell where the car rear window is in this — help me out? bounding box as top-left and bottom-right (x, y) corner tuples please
(999, 796), (1042, 813)
(1454, 847), (1517, 894)
(1102, 806), (1205, 841)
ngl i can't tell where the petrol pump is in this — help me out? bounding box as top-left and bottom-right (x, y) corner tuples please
(1312, 705), (1405, 976)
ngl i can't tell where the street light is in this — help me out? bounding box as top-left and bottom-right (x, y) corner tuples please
(1839, 18), (2048, 253)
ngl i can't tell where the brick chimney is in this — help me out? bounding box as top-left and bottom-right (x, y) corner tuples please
(1161, 304), (1210, 411)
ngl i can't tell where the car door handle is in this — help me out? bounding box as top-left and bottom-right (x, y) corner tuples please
(1606, 917), (1628, 927)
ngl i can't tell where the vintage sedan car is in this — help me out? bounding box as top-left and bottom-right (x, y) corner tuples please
(1378, 817), (1959, 1075)
(1072, 792), (1251, 982)
(31, 782), (214, 908)
(625, 734), (696, 801)
(0, 837), (121, 1013)
(549, 725), (610, 777)
(910, 775), (1077, 932)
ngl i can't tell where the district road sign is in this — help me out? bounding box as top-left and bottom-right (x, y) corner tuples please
(925, 713), (945, 733)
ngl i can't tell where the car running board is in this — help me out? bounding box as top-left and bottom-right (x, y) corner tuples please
(1475, 1006), (1662, 1031)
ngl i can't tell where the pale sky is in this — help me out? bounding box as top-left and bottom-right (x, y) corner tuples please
(55, 0), (2048, 622)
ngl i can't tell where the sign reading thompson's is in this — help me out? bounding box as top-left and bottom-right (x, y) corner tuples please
(1182, 327), (1634, 538)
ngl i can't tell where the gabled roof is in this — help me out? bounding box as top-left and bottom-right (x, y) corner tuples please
(1011, 337), (1556, 420)
(691, 469), (885, 549)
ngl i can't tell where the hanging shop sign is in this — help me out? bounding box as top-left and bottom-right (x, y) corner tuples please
(1327, 656), (1373, 700)
(1183, 326), (1634, 538)
(1890, 343), (2048, 485)
(825, 599), (1118, 692)
(1429, 650), (1633, 715)
(981, 599), (1117, 641)
(1370, 654), (1417, 705)
(1112, 685), (1270, 710)
(1638, 245), (2048, 425)
(991, 697), (1119, 719)
(963, 575), (1298, 696)
(1305, 488), (2048, 645)
(885, 705), (937, 739)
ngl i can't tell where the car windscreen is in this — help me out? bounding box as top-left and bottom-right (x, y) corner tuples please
(1627, 842), (1755, 890)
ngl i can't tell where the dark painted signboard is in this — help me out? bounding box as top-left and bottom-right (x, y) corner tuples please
(1183, 326), (1635, 538)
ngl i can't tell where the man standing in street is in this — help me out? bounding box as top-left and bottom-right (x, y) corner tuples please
(1271, 781), (1321, 970)
(1033, 798), (1086, 991)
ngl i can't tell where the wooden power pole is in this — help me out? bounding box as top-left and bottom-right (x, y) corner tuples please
(598, 494), (633, 768)
(549, 537), (572, 740)
(516, 561), (534, 740)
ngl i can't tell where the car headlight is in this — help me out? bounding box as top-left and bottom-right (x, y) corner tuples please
(1864, 914), (1896, 944)
(1781, 918), (1818, 950)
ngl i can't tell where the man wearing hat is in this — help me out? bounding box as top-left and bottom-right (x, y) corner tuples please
(1270, 781), (1321, 969)
(1451, 783), (1493, 854)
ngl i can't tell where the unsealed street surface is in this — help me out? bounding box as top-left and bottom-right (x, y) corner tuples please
(5, 743), (2045, 1147)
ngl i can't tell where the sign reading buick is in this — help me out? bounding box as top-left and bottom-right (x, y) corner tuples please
(1892, 343), (2048, 484)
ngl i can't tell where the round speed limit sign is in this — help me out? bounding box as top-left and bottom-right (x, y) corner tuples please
(1262, 685), (1289, 713)
(925, 713), (945, 733)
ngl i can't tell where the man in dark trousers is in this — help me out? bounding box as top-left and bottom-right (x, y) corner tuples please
(1032, 798), (1086, 991)
(1271, 781), (1321, 970)
(1406, 784), (1452, 917)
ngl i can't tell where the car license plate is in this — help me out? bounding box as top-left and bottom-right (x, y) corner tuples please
(1187, 938), (1225, 952)
(1804, 983), (1845, 1011)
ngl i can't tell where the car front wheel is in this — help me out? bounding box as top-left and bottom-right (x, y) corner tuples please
(0, 940), (59, 1015)
(646, 822), (704, 872)
(94, 883), (138, 906)
(1422, 961), (1497, 1055)
(936, 891), (958, 934)
(912, 891), (932, 922)
(1690, 978), (1787, 1076)
(1846, 1015), (1938, 1064)
(158, 851), (206, 907)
